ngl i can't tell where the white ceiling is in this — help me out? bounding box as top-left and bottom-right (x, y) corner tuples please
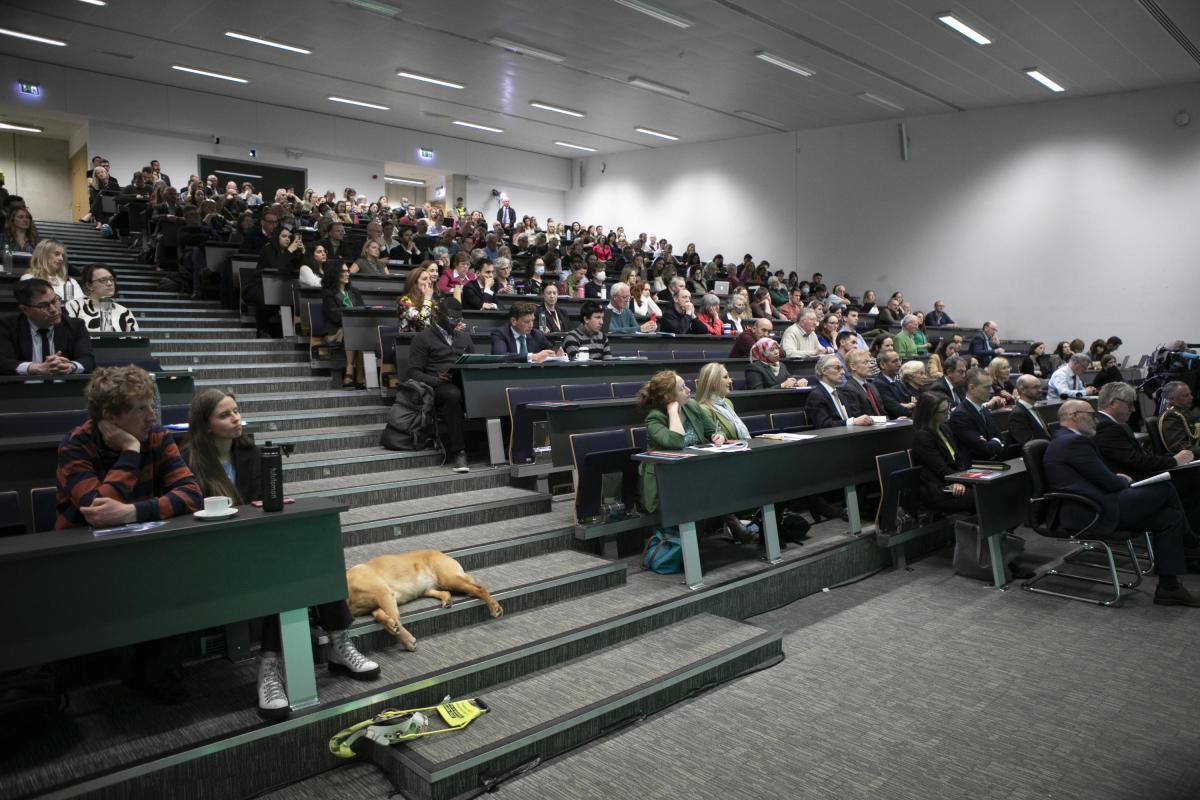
(2, 0), (1198, 158)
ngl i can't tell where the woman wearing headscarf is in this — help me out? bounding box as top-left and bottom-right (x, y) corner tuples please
(745, 337), (806, 389)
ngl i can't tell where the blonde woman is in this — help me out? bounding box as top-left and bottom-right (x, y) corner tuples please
(724, 290), (752, 333)
(21, 239), (82, 302)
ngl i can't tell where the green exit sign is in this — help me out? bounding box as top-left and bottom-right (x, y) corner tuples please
(18, 82), (41, 97)
(418, 147), (434, 160)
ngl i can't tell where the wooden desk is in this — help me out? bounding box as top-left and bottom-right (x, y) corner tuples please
(946, 459), (1032, 589)
(634, 422), (916, 589)
(0, 497), (348, 711)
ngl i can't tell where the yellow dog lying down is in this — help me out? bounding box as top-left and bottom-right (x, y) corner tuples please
(346, 550), (503, 651)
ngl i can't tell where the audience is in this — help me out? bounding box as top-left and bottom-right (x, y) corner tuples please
(806, 353), (873, 428)
(1007, 374), (1052, 446)
(949, 367), (1010, 460)
(64, 264), (139, 332)
(398, 262), (436, 333)
(694, 362), (760, 543)
(660, 288), (708, 335)
(927, 335), (962, 379)
(437, 251), (473, 295)
(1090, 353), (1123, 390)
(1159, 381), (1200, 455)
(637, 370), (725, 514)
(873, 351), (914, 418)
(55, 366), (202, 701)
(969, 320), (1005, 368)
(491, 302), (558, 362)
(1045, 400), (1199, 607)
(928, 355), (967, 410)
(1, 278), (94, 375)
(1019, 341), (1049, 378)
(408, 298), (474, 472)
(352, 239), (389, 276)
(462, 259), (500, 311)
(745, 337), (805, 389)
(22, 239), (81, 301)
(180, 389), (380, 717)
(321, 263), (365, 389)
(562, 300), (611, 361)
(730, 318), (772, 360)
(781, 309), (828, 358)
(535, 281), (566, 334)
(604, 282), (655, 333)
(841, 349), (885, 417)
(695, 293), (723, 336)
(925, 300), (956, 328)
(893, 314), (923, 358)
(297, 243), (327, 289)
(986, 358), (1015, 406)
(1048, 353), (1097, 400)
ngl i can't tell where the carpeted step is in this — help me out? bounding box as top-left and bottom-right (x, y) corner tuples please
(346, 550), (626, 651)
(343, 504), (576, 572)
(284, 447), (443, 482)
(140, 327), (260, 340)
(340, 486), (552, 546)
(366, 614), (780, 800)
(195, 375), (335, 394)
(264, 424), (392, 454)
(236, 405), (390, 434)
(121, 296), (226, 307)
(288, 464), (511, 509)
(161, 362), (318, 379)
(234, 390), (386, 414)
(155, 350), (310, 366)
(148, 338), (302, 353)
(138, 318), (256, 329)
(136, 308), (242, 319)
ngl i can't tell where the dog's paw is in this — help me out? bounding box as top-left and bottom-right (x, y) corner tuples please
(403, 636), (417, 652)
(440, 597), (451, 609)
(490, 603), (504, 618)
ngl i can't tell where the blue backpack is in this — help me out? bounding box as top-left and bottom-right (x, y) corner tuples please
(641, 528), (682, 574)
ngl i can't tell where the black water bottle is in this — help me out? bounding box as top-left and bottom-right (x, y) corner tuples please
(261, 441), (284, 512)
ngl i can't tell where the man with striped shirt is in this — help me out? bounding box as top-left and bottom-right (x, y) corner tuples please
(55, 365), (201, 703)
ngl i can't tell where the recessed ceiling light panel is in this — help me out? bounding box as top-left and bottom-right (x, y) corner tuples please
(453, 120), (504, 133)
(0, 122), (44, 133)
(0, 27), (67, 47)
(530, 101), (586, 118)
(935, 14), (992, 45)
(734, 110), (787, 130)
(1025, 69), (1065, 92)
(634, 127), (678, 141)
(172, 65), (248, 83)
(611, 0), (693, 29)
(554, 141), (598, 152)
(224, 31), (311, 54)
(857, 92), (904, 112)
(329, 96), (390, 110)
(754, 51), (814, 77)
(628, 76), (689, 99)
(397, 70), (465, 89)
(487, 37), (566, 63)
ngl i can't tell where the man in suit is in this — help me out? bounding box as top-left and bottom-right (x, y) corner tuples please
(872, 350), (913, 418)
(842, 349), (885, 418)
(927, 355), (967, 410)
(1044, 400), (1200, 605)
(407, 299), (475, 473)
(969, 320), (1005, 368)
(1007, 374), (1052, 446)
(316, 222), (361, 266)
(490, 302), (559, 363)
(462, 259), (499, 311)
(238, 209), (278, 256)
(949, 367), (1010, 459)
(1094, 383), (1200, 556)
(805, 353), (874, 429)
(0, 278), (95, 376)
(496, 196), (517, 233)
(150, 160), (171, 188)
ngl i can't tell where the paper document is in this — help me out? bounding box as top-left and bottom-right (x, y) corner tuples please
(688, 441), (750, 453)
(756, 433), (816, 441)
(1130, 471), (1171, 488)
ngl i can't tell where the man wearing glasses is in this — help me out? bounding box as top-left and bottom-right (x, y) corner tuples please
(238, 210), (278, 256)
(0, 278), (94, 375)
(1044, 399), (1200, 606)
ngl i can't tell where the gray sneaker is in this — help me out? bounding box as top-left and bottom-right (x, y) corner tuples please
(256, 653), (290, 720)
(452, 452), (470, 473)
(328, 630), (381, 679)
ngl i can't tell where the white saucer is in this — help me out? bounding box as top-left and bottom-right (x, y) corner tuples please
(194, 507), (239, 520)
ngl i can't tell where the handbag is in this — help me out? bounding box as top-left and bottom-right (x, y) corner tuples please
(641, 528), (683, 574)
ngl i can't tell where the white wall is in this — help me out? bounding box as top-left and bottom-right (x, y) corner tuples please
(565, 133), (797, 265)
(0, 52), (569, 206)
(0, 133), (70, 220)
(466, 177), (565, 230)
(568, 82), (1200, 359)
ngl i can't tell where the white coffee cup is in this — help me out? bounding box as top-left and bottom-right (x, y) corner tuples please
(576, 348), (590, 362)
(203, 495), (233, 514)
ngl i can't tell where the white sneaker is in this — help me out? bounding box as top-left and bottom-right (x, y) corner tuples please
(328, 630), (381, 680)
(256, 653), (290, 720)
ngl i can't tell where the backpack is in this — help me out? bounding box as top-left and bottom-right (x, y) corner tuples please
(641, 528), (683, 574)
(381, 379), (438, 452)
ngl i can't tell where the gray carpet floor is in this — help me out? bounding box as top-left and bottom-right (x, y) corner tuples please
(270, 549), (1200, 800)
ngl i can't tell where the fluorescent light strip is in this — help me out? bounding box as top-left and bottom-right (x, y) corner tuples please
(329, 96), (389, 110)
(530, 101), (585, 118)
(225, 31), (311, 54)
(384, 176), (425, 186)
(628, 76), (689, 99)
(347, 0), (402, 17)
(554, 141), (598, 152)
(734, 110), (786, 130)
(0, 122), (44, 133)
(936, 14), (991, 45)
(0, 27), (67, 47)
(487, 37), (566, 63)
(857, 92), (904, 112)
(754, 51), (814, 78)
(77, 0), (107, 5)
(1025, 69), (1066, 92)
(172, 65), (248, 83)
(634, 127), (678, 141)
(396, 71), (464, 90)
(453, 120), (504, 133)
(215, 170), (263, 179)
(611, 0), (693, 29)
